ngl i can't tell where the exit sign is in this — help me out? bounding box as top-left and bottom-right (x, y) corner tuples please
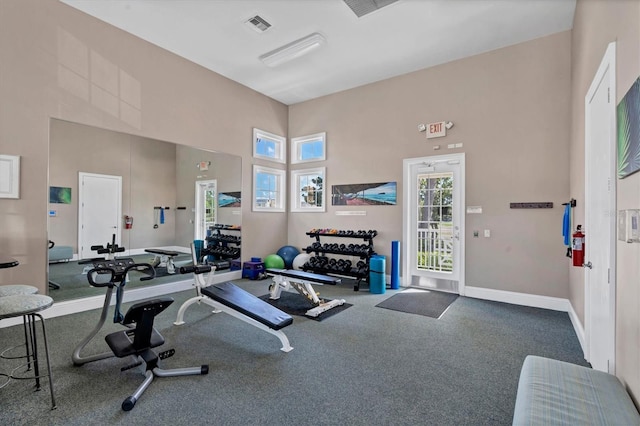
(426, 121), (446, 139)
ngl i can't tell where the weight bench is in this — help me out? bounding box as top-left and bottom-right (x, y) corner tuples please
(173, 244), (293, 352)
(266, 269), (345, 318)
(145, 249), (188, 274)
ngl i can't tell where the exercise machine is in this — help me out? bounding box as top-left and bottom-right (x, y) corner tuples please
(266, 269), (344, 318)
(71, 257), (156, 365)
(71, 257), (207, 411)
(173, 244), (294, 352)
(105, 297), (208, 411)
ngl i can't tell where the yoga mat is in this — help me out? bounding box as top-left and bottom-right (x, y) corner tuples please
(369, 255), (386, 294)
(259, 292), (352, 322)
(376, 289), (458, 319)
(390, 240), (400, 290)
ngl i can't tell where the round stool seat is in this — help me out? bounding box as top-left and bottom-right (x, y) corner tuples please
(0, 295), (53, 319)
(0, 285), (38, 297)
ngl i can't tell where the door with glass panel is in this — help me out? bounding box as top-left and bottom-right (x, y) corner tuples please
(404, 154), (464, 293)
(195, 179), (217, 241)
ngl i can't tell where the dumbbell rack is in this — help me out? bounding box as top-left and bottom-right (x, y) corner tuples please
(301, 229), (377, 291)
(203, 224), (241, 260)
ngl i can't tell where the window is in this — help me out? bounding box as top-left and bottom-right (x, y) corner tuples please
(291, 167), (326, 212)
(253, 165), (286, 212)
(253, 128), (286, 163)
(291, 132), (326, 164)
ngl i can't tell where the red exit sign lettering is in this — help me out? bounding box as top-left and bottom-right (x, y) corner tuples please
(426, 121), (446, 139)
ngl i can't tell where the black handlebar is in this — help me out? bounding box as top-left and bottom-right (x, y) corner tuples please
(180, 264), (211, 275)
(86, 262), (155, 287)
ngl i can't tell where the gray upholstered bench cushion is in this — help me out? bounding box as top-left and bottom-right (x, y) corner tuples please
(49, 246), (72, 262)
(513, 355), (640, 425)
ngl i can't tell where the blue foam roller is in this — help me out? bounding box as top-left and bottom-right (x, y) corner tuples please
(391, 240), (400, 290)
(369, 255), (386, 294)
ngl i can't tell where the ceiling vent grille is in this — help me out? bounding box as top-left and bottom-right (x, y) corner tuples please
(343, 0), (399, 18)
(245, 15), (272, 33)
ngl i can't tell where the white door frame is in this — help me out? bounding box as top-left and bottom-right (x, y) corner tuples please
(584, 41), (616, 373)
(78, 172), (122, 259)
(195, 179), (217, 241)
(403, 153), (465, 295)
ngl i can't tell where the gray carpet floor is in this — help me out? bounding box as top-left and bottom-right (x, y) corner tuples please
(0, 279), (588, 425)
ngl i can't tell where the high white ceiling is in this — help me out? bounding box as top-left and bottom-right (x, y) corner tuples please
(60, 0), (576, 105)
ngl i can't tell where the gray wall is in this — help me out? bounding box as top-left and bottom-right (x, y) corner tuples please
(288, 31), (572, 299)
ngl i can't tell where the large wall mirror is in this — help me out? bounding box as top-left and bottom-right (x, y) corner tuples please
(47, 119), (242, 303)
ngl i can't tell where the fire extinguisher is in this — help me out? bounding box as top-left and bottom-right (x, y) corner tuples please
(572, 225), (584, 267)
(124, 215), (133, 230)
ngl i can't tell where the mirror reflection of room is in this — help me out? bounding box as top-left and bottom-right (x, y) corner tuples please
(47, 119), (242, 302)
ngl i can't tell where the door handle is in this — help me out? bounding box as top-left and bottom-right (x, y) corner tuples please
(583, 261), (593, 269)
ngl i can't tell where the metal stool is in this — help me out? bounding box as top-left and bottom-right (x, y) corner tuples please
(0, 294), (56, 409)
(0, 285), (39, 372)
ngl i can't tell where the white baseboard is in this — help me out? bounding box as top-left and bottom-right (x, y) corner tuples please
(567, 302), (586, 354)
(0, 270), (241, 328)
(464, 286), (570, 311)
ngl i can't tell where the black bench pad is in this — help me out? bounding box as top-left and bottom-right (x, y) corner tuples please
(201, 282), (293, 330)
(266, 269), (341, 285)
(145, 249), (181, 257)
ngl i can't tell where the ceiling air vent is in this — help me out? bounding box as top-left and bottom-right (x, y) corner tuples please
(343, 0), (399, 18)
(245, 15), (272, 33)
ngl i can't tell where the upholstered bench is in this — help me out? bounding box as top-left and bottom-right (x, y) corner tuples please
(48, 245), (72, 263)
(513, 355), (640, 425)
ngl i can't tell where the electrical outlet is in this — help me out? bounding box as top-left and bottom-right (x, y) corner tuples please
(484, 229), (491, 238)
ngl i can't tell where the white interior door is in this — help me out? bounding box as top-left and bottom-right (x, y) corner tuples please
(78, 172), (122, 259)
(403, 153), (465, 294)
(584, 42), (616, 373)
(195, 179), (217, 241)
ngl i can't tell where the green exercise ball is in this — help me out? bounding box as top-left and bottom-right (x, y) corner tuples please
(264, 254), (285, 269)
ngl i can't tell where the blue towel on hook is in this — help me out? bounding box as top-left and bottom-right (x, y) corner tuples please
(160, 207), (165, 224)
(562, 204), (571, 246)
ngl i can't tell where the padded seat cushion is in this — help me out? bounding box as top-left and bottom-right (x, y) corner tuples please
(201, 282), (293, 330)
(513, 355), (640, 425)
(105, 328), (166, 358)
(0, 294), (53, 319)
(0, 285), (38, 297)
(145, 249), (180, 257)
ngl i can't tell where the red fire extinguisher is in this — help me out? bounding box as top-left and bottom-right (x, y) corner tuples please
(124, 215), (133, 230)
(572, 225), (584, 267)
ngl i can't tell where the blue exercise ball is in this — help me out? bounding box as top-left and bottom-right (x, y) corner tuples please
(277, 245), (300, 269)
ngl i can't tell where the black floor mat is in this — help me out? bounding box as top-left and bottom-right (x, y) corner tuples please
(376, 289), (458, 318)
